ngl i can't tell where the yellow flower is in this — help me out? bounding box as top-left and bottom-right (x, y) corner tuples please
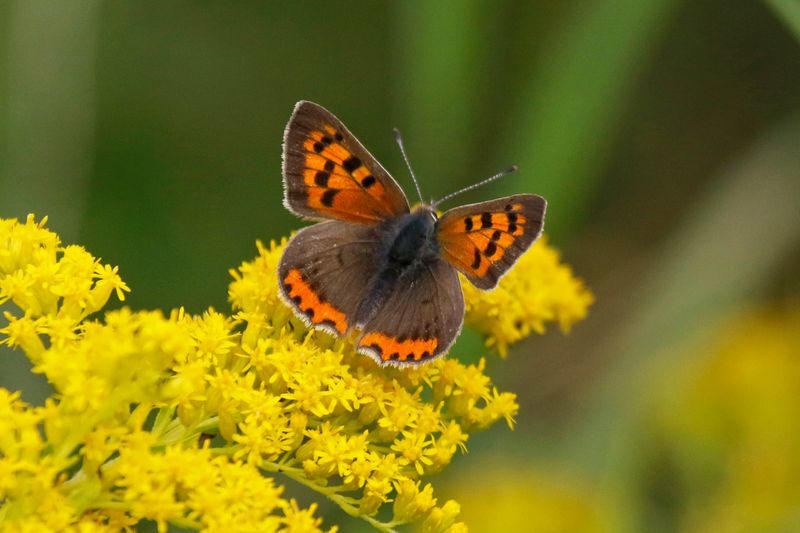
(393, 479), (437, 524)
(462, 235), (593, 356)
(421, 500), (464, 533)
(0, 215), (591, 532)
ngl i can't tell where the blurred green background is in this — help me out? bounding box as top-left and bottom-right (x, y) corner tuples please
(2, 1), (799, 531)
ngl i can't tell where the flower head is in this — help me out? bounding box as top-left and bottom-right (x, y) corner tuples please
(0, 215), (590, 531)
(462, 235), (593, 356)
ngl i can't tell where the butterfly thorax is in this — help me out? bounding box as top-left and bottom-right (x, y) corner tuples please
(353, 207), (439, 326)
(386, 206), (438, 266)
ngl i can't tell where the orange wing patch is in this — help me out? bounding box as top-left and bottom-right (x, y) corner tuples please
(440, 209), (526, 275)
(297, 127), (397, 222)
(437, 195), (546, 290)
(282, 269), (348, 334)
(358, 332), (438, 363)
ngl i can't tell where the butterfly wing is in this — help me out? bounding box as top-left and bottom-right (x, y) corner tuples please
(283, 101), (410, 224)
(356, 258), (464, 366)
(436, 194), (546, 290)
(278, 220), (382, 336)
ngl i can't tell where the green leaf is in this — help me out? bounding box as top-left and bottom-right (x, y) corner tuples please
(765, 0), (800, 42)
(498, 0), (681, 240)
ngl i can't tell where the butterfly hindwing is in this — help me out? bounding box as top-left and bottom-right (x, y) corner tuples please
(356, 258), (464, 366)
(278, 221), (382, 336)
(283, 101), (410, 224)
(436, 194), (546, 290)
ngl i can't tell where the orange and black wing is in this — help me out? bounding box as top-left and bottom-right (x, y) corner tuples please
(283, 101), (410, 224)
(436, 194), (546, 290)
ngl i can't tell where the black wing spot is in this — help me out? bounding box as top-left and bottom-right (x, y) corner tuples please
(508, 223), (518, 234)
(321, 189), (339, 207)
(471, 248), (481, 269)
(343, 156), (362, 173)
(491, 230), (502, 241)
(361, 175), (376, 188)
(324, 160), (335, 172)
(507, 213), (518, 223)
(304, 308), (316, 319)
(321, 135), (333, 145)
(420, 351), (431, 360)
(314, 171), (330, 187)
(291, 295), (302, 305)
(388, 352), (400, 361)
(505, 204), (513, 211)
(313, 141), (324, 153)
(334, 132), (344, 141)
(284, 283), (293, 293)
(320, 319), (337, 331)
(464, 217), (473, 231)
(484, 241), (497, 258)
(481, 212), (492, 229)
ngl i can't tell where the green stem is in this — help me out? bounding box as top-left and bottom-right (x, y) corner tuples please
(209, 444), (239, 457)
(155, 415), (219, 447)
(169, 516), (203, 530)
(152, 405), (176, 435)
(86, 499), (130, 511)
(260, 461), (399, 533)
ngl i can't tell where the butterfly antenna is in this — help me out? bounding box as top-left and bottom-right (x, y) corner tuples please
(393, 128), (424, 204)
(432, 165), (518, 208)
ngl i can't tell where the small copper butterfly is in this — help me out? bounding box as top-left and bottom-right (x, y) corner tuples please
(278, 101), (546, 366)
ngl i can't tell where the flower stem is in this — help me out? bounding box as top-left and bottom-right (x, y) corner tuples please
(260, 461), (399, 533)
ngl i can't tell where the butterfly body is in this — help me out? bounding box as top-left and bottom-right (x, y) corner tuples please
(279, 101), (546, 366)
(384, 207), (438, 267)
(353, 206), (440, 326)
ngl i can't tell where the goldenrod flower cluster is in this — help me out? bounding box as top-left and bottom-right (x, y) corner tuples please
(1, 214), (591, 532)
(462, 236), (593, 356)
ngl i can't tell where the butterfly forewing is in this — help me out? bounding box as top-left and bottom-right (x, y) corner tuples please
(356, 258), (464, 366)
(436, 194), (546, 290)
(278, 221), (382, 336)
(283, 101), (410, 224)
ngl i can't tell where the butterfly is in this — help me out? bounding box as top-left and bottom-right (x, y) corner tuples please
(278, 101), (546, 366)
